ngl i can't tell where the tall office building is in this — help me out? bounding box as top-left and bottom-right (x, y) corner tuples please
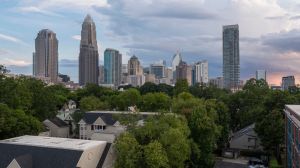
(98, 65), (104, 84)
(150, 63), (165, 79)
(172, 51), (182, 82)
(104, 48), (122, 86)
(192, 60), (209, 85)
(282, 76), (295, 91)
(79, 14), (99, 86)
(223, 24), (240, 90)
(176, 61), (192, 85)
(128, 55), (143, 75)
(256, 70), (266, 81)
(33, 29), (58, 83)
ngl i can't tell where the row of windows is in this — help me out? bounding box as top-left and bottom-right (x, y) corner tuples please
(91, 125), (106, 131)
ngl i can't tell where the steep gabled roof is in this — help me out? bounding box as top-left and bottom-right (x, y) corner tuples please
(82, 112), (117, 125)
(48, 117), (68, 127)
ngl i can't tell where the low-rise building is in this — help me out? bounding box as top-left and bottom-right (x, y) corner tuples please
(43, 117), (70, 138)
(78, 111), (157, 142)
(0, 135), (111, 168)
(229, 124), (262, 151)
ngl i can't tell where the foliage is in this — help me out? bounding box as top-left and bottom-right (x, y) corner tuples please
(115, 88), (142, 110)
(0, 103), (42, 139)
(144, 141), (169, 168)
(79, 96), (109, 111)
(115, 115), (191, 168)
(114, 133), (142, 168)
(139, 82), (173, 97)
(174, 79), (189, 96)
(140, 92), (171, 112)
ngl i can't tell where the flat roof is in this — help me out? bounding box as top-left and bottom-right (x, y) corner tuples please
(285, 105), (300, 117)
(0, 135), (106, 151)
(88, 111), (160, 115)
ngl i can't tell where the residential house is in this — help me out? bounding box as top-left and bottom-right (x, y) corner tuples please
(43, 117), (70, 138)
(229, 124), (263, 150)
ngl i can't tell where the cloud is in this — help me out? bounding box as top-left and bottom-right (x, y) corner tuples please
(289, 15), (300, 20)
(1, 58), (31, 67)
(18, 6), (62, 16)
(0, 33), (22, 43)
(72, 35), (81, 41)
(59, 59), (78, 67)
(262, 29), (300, 52)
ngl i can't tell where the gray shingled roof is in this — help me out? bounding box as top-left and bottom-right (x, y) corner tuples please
(0, 143), (83, 168)
(48, 117), (68, 127)
(82, 112), (118, 125)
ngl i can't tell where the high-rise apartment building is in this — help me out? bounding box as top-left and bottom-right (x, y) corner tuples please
(192, 60), (209, 85)
(33, 29), (58, 83)
(79, 14), (99, 86)
(223, 24), (240, 90)
(256, 70), (266, 81)
(282, 76), (295, 91)
(128, 55), (143, 75)
(284, 105), (300, 168)
(104, 48), (122, 86)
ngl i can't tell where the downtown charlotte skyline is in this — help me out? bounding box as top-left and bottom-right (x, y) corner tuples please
(1, 0), (300, 84)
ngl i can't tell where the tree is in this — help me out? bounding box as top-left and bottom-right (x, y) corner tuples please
(159, 128), (191, 168)
(139, 82), (158, 95)
(174, 79), (189, 96)
(115, 88), (141, 110)
(115, 133), (142, 168)
(80, 96), (109, 111)
(255, 109), (284, 160)
(171, 92), (204, 117)
(0, 103), (42, 139)
(141, 93), (171, 112)
(188, 107), (220, 167)
(144, 141), (169, 168)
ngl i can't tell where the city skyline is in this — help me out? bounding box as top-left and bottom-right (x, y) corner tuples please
(1, 0), (300, 84)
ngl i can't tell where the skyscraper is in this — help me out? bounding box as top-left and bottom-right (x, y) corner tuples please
(79, 14), (99, 86)
(104, 48), (122, 86)
(128, 55), (143, 75)
(282, 76), (295, 91)
(192, 60), (209, 85)
(172, 51), (182, 82)
(176, 61), (192, 85)
(33, 29), (58, 83)
(223, 24), (240, 90)
(150, 63), (165, 79)
(256, 70), (266, 81)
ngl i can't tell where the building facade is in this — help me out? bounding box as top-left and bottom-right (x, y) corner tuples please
(104, 48), (122, 86)
(128, 55), (143, 75)
(282, 76), (295, 91)
(192, 60), (209, 85)
(176, 61), (192, 85)
(172, 51), (182, 82)
(223, 24), (240, 90)
(256, 70), (266, 81)
(284, 105), (300, 168)
(33, 29), (58, 83)
(79, 14), (99, 86)
(150, 64), (165, 79)
(99, 65), (104, 84)
(209, 77), (224, 89)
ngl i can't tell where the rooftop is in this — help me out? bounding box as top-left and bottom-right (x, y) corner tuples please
(285, 105), (300, 118)
(0, 135), (106, 151)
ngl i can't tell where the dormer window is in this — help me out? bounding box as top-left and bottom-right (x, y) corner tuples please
(93, 124), (106, 132)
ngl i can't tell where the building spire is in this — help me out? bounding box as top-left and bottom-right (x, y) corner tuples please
(84, 14), (93, 23)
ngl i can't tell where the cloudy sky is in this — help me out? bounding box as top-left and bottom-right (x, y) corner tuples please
(1, 0), (300, 84)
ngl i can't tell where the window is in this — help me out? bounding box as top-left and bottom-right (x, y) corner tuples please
(93, 124), (106, 132)
(91, 125), (94, 130)
(103, 126), (106, 130)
